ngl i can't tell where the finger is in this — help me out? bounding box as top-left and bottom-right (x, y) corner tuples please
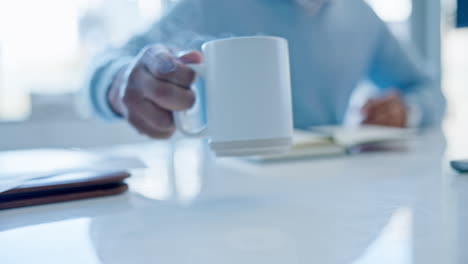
(387, 97), (406, 114)
(363, 95), (395, 117)
(361, 98), (381, 115)
(388, 106), (407, 127)
(128, 66), (196, 111)
(127, 110), (174, 139)
(374, 112), (391, 125)
(368, 109), (405, 127)
(362, 107), (391, 125)
(363, 114), (390, 126)
(362, 114), (379, 125)
(139, 45), (196, 88)
(362, 98), (377, 110)
(388, 104), (405, 117)
(362, 100), (382, 123)
(136, 100), (175, 133)
(178, 50), (203, 64)
(145, 79), (196, 111)
(380, 95), (406, 126)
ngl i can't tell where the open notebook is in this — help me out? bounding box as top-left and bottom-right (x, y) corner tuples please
(248, 125), (414, 162)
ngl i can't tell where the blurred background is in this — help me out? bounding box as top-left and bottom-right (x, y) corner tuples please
(0, 0), (463, 150)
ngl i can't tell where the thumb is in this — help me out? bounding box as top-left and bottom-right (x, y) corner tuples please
(178, 50), (203, 64)
(362, 98), (378, 113)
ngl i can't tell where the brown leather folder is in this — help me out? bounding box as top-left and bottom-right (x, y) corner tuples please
(0, 171), (130, 210)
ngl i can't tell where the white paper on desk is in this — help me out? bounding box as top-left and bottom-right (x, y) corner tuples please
(310, 125), (415, 146)
(247, 130), (345, 162)
(0, 149), (146, 194)
(247, 126), (414, 162)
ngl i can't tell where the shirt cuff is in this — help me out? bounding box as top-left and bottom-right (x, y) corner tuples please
(404, 95), (423, 128)
(93, 57), (133, 120)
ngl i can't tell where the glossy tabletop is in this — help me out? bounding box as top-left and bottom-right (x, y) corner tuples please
(0, 129), (467, 264)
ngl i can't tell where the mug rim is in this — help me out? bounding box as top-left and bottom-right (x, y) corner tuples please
(202, 36), (287, 50)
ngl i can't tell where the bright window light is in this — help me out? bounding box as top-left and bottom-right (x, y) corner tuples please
(0, 0), (163, 121)
(365, 0), (413, 23)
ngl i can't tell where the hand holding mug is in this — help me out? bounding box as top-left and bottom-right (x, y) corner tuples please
(174, 36), (293, 156)
(107, 45), (202, 139)
(109, 37), (294, 156)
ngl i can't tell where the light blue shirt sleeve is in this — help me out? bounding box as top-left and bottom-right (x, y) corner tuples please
(367, 19), (446, 127)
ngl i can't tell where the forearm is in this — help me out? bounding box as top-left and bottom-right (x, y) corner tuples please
(85, 55), (133, 120)
(367, 16), (445, 128)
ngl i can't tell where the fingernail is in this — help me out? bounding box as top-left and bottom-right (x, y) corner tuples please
(177, 50), (191, 58)
(176, 50), (191, 63)
(154, 53), (176, 73)
(178, 50), (202, 64)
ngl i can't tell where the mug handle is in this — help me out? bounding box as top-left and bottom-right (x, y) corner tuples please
(173, 63), (208, 137)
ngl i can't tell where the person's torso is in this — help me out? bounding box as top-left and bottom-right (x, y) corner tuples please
(176, 0), (382, 128)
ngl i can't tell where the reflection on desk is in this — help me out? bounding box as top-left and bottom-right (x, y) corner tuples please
(0, 129), (464, 264)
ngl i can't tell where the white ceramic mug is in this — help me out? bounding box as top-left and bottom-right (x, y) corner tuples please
(174, 36), (293, 156)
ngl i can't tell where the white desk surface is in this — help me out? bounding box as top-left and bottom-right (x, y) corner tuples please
(1, 129), (467, 264)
